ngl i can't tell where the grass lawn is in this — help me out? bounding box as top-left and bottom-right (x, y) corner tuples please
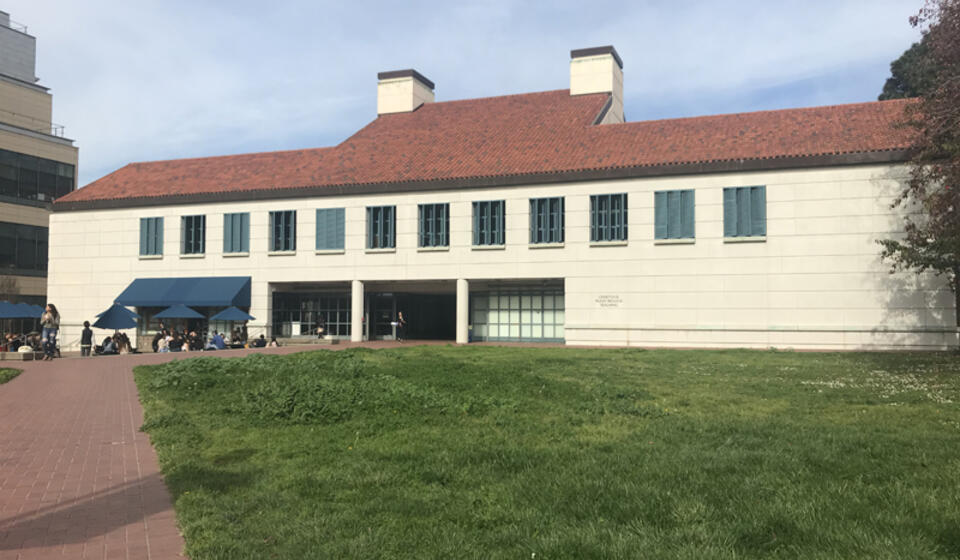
(135, 346), (960, 559)
(0, 368), (20, 384)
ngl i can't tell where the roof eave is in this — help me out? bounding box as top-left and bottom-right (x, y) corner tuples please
(52, 149), (910, 212)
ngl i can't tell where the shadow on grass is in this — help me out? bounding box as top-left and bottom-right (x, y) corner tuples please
(164, 462), (260, 495)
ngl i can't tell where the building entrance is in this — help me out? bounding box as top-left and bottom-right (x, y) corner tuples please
(365, 292), (456, 341)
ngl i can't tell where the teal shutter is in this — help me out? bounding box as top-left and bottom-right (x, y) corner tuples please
(472, 202), (479, 245)
(590, 195), (598, 242)
(654, 192), (667, 239)
(621, 193), (628, 240)
(529, 199), (536, 243)
(558, 197), (565, 243)
(224, 214), (233, 253)
(499, 201), (505, 244)
(241, 213), (249, 252)
(335, 208), (344, 249)
(737, 188), (750, 237)
(681, 190), (695, 238)
(140, 218), (148, 255)
(667, 191), (681, 238)
(441, 204), (448, 246)
(180, 217), (186, 254)
(270, 212), (277, 251)
(723, 188), (737, 237)
(314, 208), (329, 251)
(751, 187), (766, 236)
(317, 208), (343, 250)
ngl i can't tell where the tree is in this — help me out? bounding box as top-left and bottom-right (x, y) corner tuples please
(879, 37), (938, 100)
(878, 0), (960, 330)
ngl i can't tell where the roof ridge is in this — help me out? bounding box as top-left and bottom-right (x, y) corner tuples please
(128, 145), (336, 167)
(613, 97), (916, 128)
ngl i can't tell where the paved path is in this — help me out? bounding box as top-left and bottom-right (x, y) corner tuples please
(0, 344), (368, 560)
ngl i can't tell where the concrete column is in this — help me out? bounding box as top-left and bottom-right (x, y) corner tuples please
(351, 280), (364, 342)
(456, 278), (469, 344)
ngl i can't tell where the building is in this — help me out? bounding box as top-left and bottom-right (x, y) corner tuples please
(48, 46), (956, 350)
(0, 10), (78, 306)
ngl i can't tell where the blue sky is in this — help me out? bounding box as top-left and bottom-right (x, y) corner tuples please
(6, 1), (922, 186)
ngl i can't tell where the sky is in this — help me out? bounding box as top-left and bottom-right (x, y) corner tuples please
(4, 0), (923, 187)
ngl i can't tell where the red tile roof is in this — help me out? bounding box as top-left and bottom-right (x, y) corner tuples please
(56, 90), (915, 207)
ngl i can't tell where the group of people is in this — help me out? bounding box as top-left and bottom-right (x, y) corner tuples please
(4, 302), (285, 358)
(150, 328), (279, 353)
(1, 303), (61, 358)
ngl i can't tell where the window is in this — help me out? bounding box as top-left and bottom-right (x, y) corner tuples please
(418, 203), (449, 248)
(654, 190), (695, 240)
(181, 215), (205, 255)
(366, 206), (395, 249)
(472, 200), (505, 246)
(316, 208), (345, 250)
(724, 186), (766, 238)
(0, 222), (48, 276)
(470, 289), (565, 341)
(0, 148), (75, 204)
(270, 210), (297, 252)
(529, 197), (564, 244)
(590, 193), (628, 242)
(139, 217), (164, 256)
(223, 212), (250, 253)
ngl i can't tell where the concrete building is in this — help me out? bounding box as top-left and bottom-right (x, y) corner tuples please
(0, 10), (78, 306)
(48, 46), (956, 350)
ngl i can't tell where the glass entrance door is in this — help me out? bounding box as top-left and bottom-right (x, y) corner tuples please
(369, 293), (396, 340)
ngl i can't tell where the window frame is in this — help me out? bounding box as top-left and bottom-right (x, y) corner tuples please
(654, 189), (695, 240)
(590, 193), (628, 242)
(139, 217), (164, 256)
(529, 197), (565, 245)
(269, 210), (297, 252)
(180, 215), (206, 255)
(366, 205), (396, 249)
(472, 200), (505, 247)
(223, 212), (250, 254)
(316, 208), (346, 251)
(418, 203), (450, 248)
(723, 186), (767, 238)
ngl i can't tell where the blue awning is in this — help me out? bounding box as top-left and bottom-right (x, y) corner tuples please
(115, 277), (251, 308)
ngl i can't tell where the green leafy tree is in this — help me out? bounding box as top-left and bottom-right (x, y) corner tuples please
(878, 0), (960, 329)
(879, 37), (938, 100)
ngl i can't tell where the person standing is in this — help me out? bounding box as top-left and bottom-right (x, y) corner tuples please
(80, 321), (93, 357)
(397, 311), (407, 342)
(40, 303), (60, 361)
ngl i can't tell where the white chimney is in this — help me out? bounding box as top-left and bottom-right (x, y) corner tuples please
(570, 46), (624, 124)
(377, 69), (435, 115)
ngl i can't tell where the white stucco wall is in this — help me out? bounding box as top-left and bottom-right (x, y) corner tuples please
(46, 163), (956, 350)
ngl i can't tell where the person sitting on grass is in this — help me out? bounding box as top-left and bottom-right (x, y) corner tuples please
(213, 331), (226, 350)
(268, 336), (280, 347)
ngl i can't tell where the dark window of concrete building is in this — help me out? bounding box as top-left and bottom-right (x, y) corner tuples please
(529, 197), (564, 244)
(418, 203), (449, 248)
(366, 205), (395, 249)
(473, 200), (505, 246)
(181, 215), (205, 255)
(590, 193), (628, 242)
(0, 221), (48, 276)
